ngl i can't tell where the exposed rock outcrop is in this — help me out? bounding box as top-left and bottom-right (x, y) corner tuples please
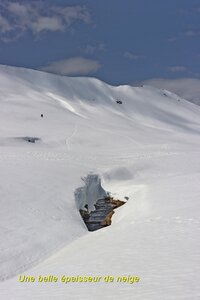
(80, 196), (125, 231)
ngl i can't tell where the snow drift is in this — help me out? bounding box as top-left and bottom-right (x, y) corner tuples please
(74, 174), (107, 212)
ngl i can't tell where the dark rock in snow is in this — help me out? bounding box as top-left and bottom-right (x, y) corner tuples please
(80, 197), (125, 231)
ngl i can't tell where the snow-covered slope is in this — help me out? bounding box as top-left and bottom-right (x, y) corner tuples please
(0, 65), (200, 299)
(143, 78), (200, 106)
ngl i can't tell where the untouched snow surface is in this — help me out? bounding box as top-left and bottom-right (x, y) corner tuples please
(0, 65), (200, 299)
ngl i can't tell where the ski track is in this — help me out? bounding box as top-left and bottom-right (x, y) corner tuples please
(65, 125), (78, 151)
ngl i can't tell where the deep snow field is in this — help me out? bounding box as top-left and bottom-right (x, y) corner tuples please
(0, 65), (200, 299)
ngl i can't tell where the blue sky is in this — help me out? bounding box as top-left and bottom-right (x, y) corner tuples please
(0, 0), (199, 85)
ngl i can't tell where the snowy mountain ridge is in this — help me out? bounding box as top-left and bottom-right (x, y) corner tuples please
(0, 65), (200, 299)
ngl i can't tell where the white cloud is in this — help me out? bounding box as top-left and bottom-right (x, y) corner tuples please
(31, 16), (65, 33)
(7, 2), (30, 17)
(185, 30), (196, 37)
(40, 57), (101, 76)
(185, 29), (200, 37)
(0, 15), (12, 33)
(168, 66), (186, 72)
(0, 2), (91, 40)
(124, 51), (145, 60)
(167, 37), (177, 42)
(52, 6), (91, 25)
(84, 43), (105, 54)
(141, 78), (200, 105)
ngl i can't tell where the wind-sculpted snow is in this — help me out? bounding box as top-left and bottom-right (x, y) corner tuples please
(46, 92), (86, 118)
(0, 65), (200, 299)
(103, 166), (133, 181)
(74, 174), (107, 212)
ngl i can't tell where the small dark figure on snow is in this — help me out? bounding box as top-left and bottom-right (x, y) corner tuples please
(116, 100), (122, 104)
(41, 114), (43, 118)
